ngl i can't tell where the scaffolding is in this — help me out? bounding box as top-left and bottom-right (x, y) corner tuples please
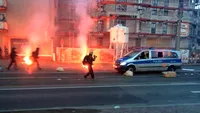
(95, 0), (195, 36)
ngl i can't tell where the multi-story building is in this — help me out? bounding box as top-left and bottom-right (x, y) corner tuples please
(92, 0), (195, 49)
(0, 0), (196, 57)
(0, 0), (55, 55)
(0, 0), (8, 55)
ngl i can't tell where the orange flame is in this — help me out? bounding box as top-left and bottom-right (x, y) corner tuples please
(23, 56), (33, 66)
(81, 45), (88, 60)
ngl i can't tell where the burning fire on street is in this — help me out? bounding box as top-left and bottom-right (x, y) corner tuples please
(21, 47), (33, 66)
(23, 56), (33, 66)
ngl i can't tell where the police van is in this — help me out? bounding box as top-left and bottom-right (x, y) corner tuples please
(113, 49), (182, 73)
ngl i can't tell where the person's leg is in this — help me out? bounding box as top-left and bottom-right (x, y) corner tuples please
(13, 60), (18, 70)
(7, 60), (13, 70)
(89, 66), (94, 79)
(36, 59), (41, 70)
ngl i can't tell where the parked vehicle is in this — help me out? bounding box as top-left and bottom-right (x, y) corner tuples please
(113, 48), (182, 73)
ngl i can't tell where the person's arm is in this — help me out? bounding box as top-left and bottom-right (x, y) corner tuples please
(93, 55), (97, 61)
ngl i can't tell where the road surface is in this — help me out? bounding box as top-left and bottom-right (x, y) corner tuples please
(1, 71), (200, 113)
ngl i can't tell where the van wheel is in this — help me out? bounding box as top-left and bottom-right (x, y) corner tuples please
(167, 66), (176, 71)
(128, 65), (136, 72)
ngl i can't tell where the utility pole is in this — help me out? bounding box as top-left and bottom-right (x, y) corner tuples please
(175, 2), (183, 50)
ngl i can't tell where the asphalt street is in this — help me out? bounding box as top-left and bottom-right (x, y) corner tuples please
(1, 65), (200, 112)
(1, 71), (200, 112)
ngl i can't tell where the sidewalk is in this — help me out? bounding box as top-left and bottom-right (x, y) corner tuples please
(1, 59), (200, 73)
(0, 60), (115, 73)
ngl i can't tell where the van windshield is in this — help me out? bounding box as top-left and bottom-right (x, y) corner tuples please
(124, 51), (140, 57)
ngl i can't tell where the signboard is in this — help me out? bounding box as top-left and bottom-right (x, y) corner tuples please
(10, 39), (29, 54)
(180, 23), (189, 37)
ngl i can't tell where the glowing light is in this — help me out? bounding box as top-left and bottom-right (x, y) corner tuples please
(82, 64), (94, 69)
(81, 45), (88, 60)
(22, 47), (33, 66)
(23, 56), (33, 66)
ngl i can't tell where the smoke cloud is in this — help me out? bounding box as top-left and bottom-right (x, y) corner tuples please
(24, 0), (52, 55)
(73, 0), (96, 58)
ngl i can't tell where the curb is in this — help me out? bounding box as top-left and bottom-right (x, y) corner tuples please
(0, 71), (116, 74)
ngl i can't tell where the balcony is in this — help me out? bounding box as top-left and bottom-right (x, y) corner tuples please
(0, 21), (8, 31)
(0, 0), (7, 10)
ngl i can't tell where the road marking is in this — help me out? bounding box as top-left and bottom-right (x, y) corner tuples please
(182, 69), (195, 71)
(0, 82), (199, 91)
(1, 102), (200, 112)
(191, 91), (200, 93)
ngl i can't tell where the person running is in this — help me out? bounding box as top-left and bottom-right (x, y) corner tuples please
(7, 47), (18, 70)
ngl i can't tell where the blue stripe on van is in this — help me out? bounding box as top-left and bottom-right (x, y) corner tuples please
(126, 59), (181, 65)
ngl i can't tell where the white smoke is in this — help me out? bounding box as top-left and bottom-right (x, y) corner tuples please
(74, 0), (96, 57)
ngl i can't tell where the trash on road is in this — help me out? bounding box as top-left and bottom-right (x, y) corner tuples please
(162, 71), (176, 78)
(114, 105), (120, 109)
(56, 67), (64, 72)
(124, 69), (133, 76)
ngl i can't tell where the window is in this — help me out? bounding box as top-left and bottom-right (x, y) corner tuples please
(139, 22), (142, 31)
(152, 0), (158, 6)
(164, 9), (168, 16)
(152, 51), (178, 59)
(138, 0), (142, 3)
(162, 23), (167, 34)
(152, 9), (157, 15)
(151, 22), (156, 34)
(116, 19), (126, 26)
(151, 51), (163, 58)
(163, 51), (178, 58)
(135, 51), (149, 60)
(116, 0), (127, 12)
(164, 0), (169, 7)
(0, 14), (6, 22)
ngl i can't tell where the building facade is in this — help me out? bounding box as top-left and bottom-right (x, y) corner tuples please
(0, 0), (197, 56)
(0, 0), (56, 56)
(93, 0), (195, 49)
(54, 0), (196, 50)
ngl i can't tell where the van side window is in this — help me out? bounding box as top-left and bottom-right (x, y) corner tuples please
(135, 51), (149, 60)
(164, 51), (178, 58)
(151, 51), (163, 58)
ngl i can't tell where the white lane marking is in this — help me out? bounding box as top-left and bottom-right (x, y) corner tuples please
(0, 82), (199, 91)
(2, 102), (200, 112)
(182, 69), (195, 71)
(191, 91), (200, 93)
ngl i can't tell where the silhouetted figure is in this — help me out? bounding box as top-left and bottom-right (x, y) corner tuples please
(83, 52), (97, 79)
(0, 47), (2, 59)
(29, 48), (41, 70)
(4, 46), (8, 59)
(7, 47), (18, 70)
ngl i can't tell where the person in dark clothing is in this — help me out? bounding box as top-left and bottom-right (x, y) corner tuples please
(28, 48), (41, 70)
(0, 47), (2, 59)
(7, 47), (18, 70)
(83, 52), (97, 79)
(4, 46), (8, 59)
